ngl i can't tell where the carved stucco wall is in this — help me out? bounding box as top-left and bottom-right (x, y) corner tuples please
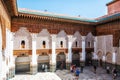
(116, 41), (120, 65)
(37, 29), (51, 49)
(97, 35), (113, 63)
(97, 35), (113, 54)
(56, 30), (68, 48)
(13, 27), (32, 50)
(72, 31), (82, 48)
(117, 48), (120, 65)
(105, 35), (113, 53)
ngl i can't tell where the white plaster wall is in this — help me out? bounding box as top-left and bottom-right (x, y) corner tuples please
(85, 32), (94, 48)
(36, 37), (50, 49)
(72, 31), (82, 48)
(14, 36), (32, 50)
(56, 30), (68, 48)
(37, 29), (51, 49)
(13, 27), (32, 50)
(56, 37), (68, 48)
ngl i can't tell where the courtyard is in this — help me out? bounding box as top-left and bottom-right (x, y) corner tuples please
(10, 67), (120, 80)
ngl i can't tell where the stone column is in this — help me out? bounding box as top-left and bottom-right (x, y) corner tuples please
(112, 52), (116, 68)
(50, 35), (56, 72)
(102, 55), (106, 68)
(0, 50), (2, 80)
(30, 34), (37, 74)
(66, 36), (72, 70)
(80, 36), (86, 66)
(92, 37), (98, 66)
(9, 38), (14, 78)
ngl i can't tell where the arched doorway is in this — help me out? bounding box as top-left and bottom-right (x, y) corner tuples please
(85, 52), (92, 66)
(97, 51), (103, 67)
(56, 52), (66, 69)
(72, 51), (80, 67)
(15, 54), (30, 74)
(38, 53), (49, 72)
(106, 52), (112, 63)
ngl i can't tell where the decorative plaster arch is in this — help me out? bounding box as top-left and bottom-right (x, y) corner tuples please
(13, 27), (32, 49)
(72, 31), (82, 48)
(37, 29), (51, 38)
(14, 27), (31, 38)
(106, 52), (112, 63)
(97, 51), (103, 60)
(56, 52), (66, 62)
(85, 32), (94, 48)
(56, 30), (68, 48)
(57, 30), (67, 38)
(36, 29), (51, 49)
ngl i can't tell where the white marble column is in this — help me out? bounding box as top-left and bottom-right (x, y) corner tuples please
(112, 52), (116, 64)
(66, 36), (73, 69)
(50, 35), (56, 72)
(81, 37), (86, 61)
(68, 36), (72, 63)
(93, 37), (97, 59)
(80, 36), (86, 66)
(9, 33), (15, 78)
(31, 34), (37, 74)
(102, 56), (106, 62)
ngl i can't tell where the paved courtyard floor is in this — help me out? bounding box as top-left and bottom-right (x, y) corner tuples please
(11, 67), (120, 80)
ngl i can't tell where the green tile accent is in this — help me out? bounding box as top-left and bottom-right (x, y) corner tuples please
(18, 9), (120, 23)
(18, 9), (97, 23)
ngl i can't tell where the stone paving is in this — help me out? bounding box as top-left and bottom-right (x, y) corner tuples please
(10, 67), (120, 80)
(11, 72), (61, 80)
(56, 67), (118, 80)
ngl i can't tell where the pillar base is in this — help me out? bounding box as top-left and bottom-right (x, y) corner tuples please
(66, 62), (71, 70)
(8, 67), (15, 79)
(50, 64), (56, 72)
(30, 65), (37, 75)
(92, 59), (98, 66)
(9, 68), (12, 79)
(116, 64), (120, 74)
(80, 61), (85, 67)
(102, 61), (106, 69)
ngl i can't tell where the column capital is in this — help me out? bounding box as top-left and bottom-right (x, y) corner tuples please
(113, 47), (118, 53)
(82, 36), (86, 41)
(68, 35), (73, 42)
(31, 33), (37, 41)
(51, 34), (56, 41)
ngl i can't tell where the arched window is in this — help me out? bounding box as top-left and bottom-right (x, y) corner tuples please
(75, 41), (78, 47)
(60, 41), (63, 48)
(21, 40), (25, 48)
(88, 42), (90, 48)
(43, 41), (46, 48)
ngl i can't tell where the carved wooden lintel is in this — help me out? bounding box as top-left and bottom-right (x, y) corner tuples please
(72, 48), (82, 53)
(56, 48), (68, 54)
(36, 49), (52, 55)
(13, 50), (32, 56)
